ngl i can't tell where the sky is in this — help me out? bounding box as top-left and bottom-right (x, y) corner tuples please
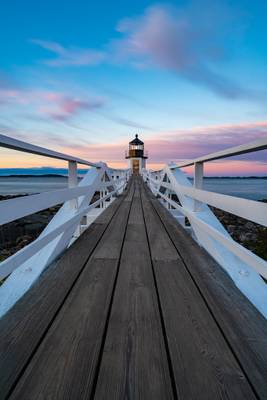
(0, 0), (266, 175)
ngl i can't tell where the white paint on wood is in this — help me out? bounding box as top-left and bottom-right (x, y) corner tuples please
(0, 162), (128, 317)
(194, 162), (203, 211)
(143, 156), (267, 318)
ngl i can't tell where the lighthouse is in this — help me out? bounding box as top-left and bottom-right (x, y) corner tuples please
(126, 134), (147, 174)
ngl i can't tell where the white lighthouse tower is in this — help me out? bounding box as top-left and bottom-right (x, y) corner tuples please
(125, 134), (147, 174)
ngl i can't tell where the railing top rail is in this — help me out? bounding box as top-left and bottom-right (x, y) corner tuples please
(0, 133), (100, 167)
(110, 167), (131, 172)
(172, 137), (267, 169)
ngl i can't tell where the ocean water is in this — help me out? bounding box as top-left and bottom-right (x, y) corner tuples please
(0, 176), (69, 195)
(0, 168), (86, 195)
(202, 178), (267, 201)
(0, 172), (266, 200)
(0, 168), (88, 176)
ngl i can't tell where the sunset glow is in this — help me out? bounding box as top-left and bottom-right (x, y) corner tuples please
(0, 1), (266, 175)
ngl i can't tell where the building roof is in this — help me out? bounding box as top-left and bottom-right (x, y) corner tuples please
(129, 134), (144, 145)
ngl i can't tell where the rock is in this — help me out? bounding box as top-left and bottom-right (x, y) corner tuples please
(239, 232), (257, 242)
(16, 235), (32, 245)
(244, 221), (255, 230)
(0, 249), (11, 256)
(22, 214), (49, 225)
(25, 223), (45, 234)
(16, 239), (32, 249)
(227, 225), (235, 235)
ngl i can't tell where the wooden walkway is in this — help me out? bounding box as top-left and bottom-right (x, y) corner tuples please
(0, 177), (267, 399)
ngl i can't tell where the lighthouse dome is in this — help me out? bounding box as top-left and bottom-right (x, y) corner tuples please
(129, 134), (144, 146)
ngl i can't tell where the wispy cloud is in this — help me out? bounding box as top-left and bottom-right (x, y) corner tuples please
(97, 112), (154, 131)
(38, 93), (105, 121)
(144, 121), (267, 163)
(28, 3), (264, 101)
(53, 121), (267, 164)
(0, 124), (93, 151)
(1, 120), (266, 174)
(30, 39), (105, 67)
(0, 81), (155, 131)
(113, 3), (252, 99)
(0, 84), (105, 121)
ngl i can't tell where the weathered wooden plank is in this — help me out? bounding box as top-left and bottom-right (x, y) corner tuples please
(140, 197), (179, 262)
(94, 190), (174, 399)
(93, 204), (133, 259)
(141, 182), (256, 399)
(9, 259), (119, 400)
(92, 182), (135, 260)
(0, 213), (124, 399)
(146, 184), (267, 399)
(8, 181), (135, 400)
(0, 183), (130, 399)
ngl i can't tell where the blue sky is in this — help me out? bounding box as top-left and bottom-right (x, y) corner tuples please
(0, 0), (266, 173)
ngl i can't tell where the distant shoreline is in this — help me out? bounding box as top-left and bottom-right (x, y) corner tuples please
(0, 174), (68, 178)
(190, 176), (267, 179)
(0, 174), (266, 179)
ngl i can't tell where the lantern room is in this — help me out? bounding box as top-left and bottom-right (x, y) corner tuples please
(125, 134), (147, 174)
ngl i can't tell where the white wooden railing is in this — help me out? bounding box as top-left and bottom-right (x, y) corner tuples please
(142, 138), (267, 318)
(0, 134), (130, 316)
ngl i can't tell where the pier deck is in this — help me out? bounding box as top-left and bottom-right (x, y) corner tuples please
(0, 177), (266, 399)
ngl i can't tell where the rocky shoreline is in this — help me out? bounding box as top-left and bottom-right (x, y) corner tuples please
(211, 201), (267, 261)
(0, 195), (60, 262)
(0, 195), (266, 263)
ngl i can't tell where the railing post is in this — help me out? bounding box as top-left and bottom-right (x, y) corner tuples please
(194, 162), (203, 211)
(167, 191), (171, 209)
(68, 161), (81, 237)
(68, 161), (78, 209)
(104, 189), (107, 208)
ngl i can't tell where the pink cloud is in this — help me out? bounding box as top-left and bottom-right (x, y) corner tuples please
(38, 94), (105, 121)
(113, 4), (261, 100)
(57, 121), (267, 175)
(0, 79), (152, 129)
(41, 92), (62, 102)
(143, 122), (267, 163)
(2, 121), (266, 176)
(0, 85), (105, 121)
(31, 39), (105, 67)
(28, 5), (265, 101)
(0, 88), (30, 105)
